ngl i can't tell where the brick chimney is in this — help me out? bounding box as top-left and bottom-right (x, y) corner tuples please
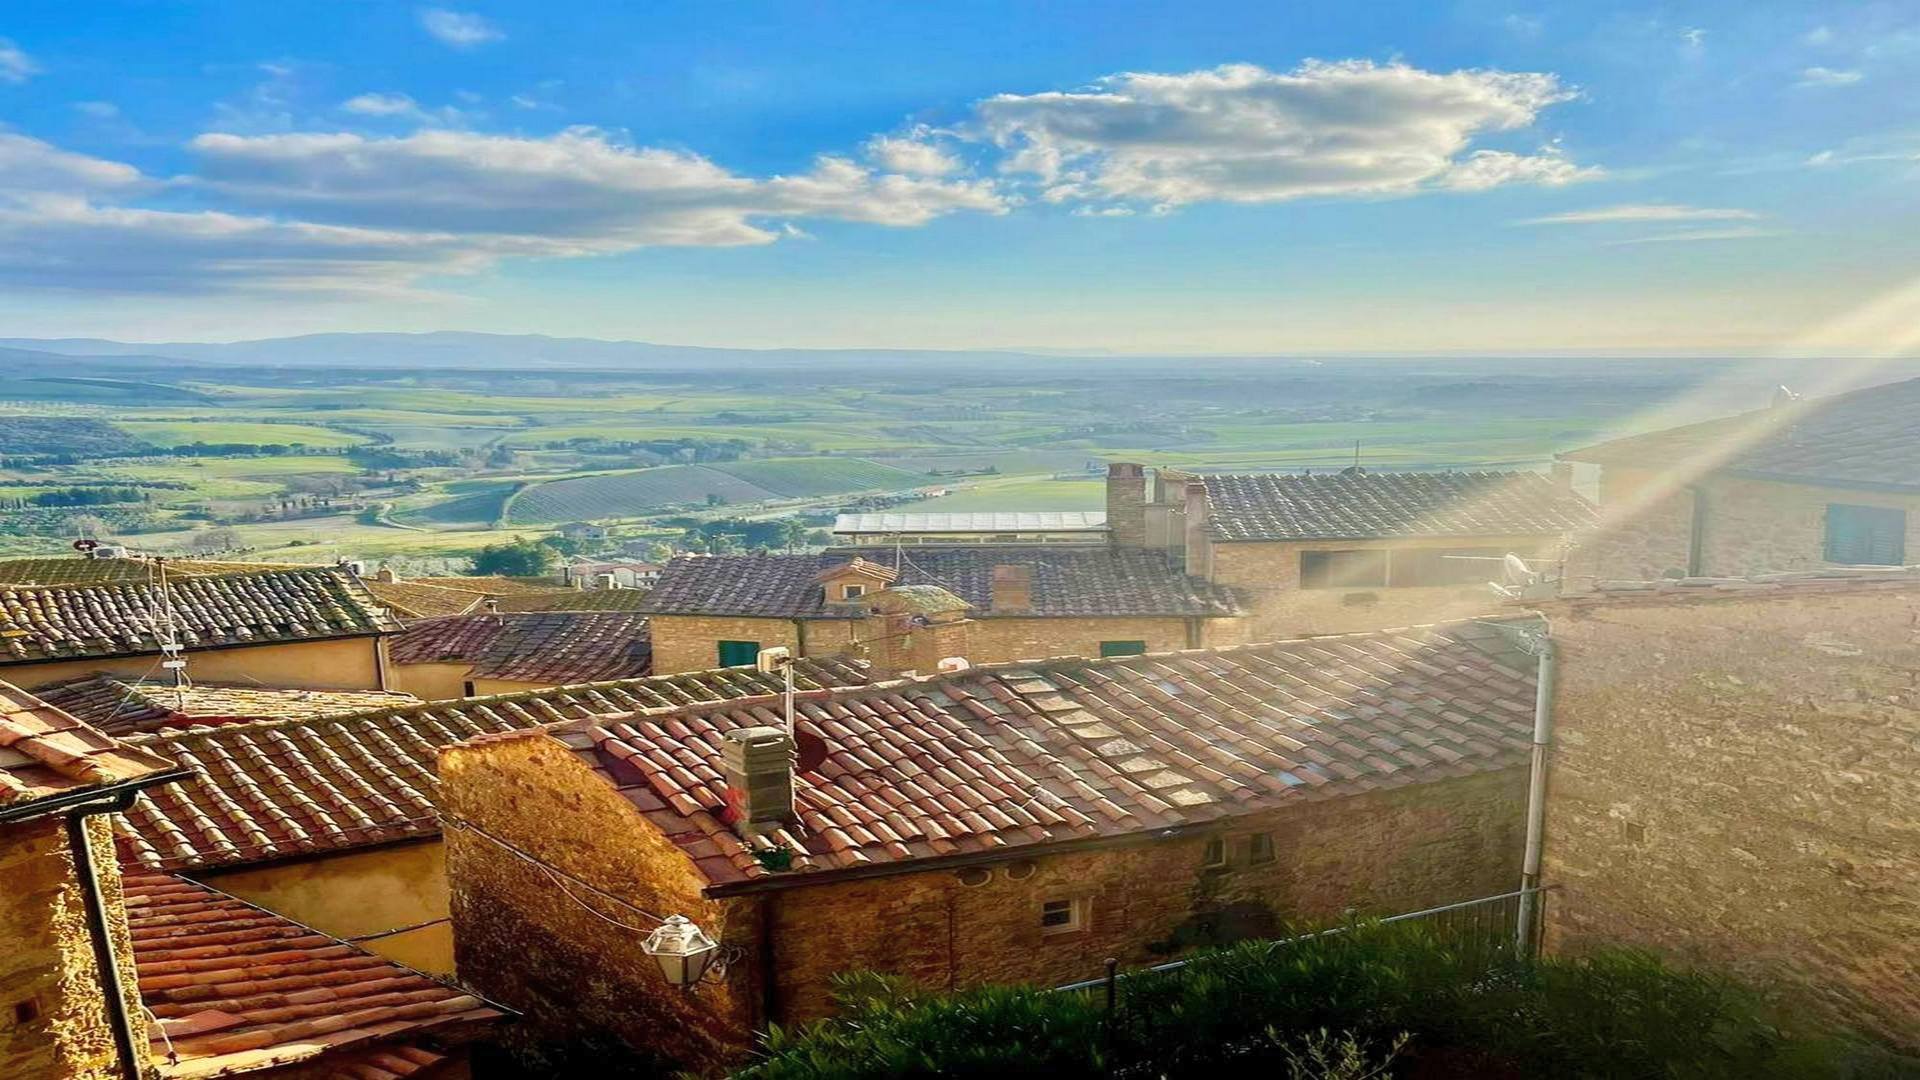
(719, 726), (797, 838)
(990, 564), (1033, 613)
(1106, 463), (1148, 548)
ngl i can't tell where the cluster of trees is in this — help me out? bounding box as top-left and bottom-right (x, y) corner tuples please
(0, 486), (149, 509)
(660, 516), (828, 554)
(540, 436), (752, 463)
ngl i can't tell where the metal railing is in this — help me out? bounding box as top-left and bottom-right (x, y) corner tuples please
(1054, 886), (1555, 999)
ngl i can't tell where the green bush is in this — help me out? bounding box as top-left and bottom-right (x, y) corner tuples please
(733, 923), (1918, 1080)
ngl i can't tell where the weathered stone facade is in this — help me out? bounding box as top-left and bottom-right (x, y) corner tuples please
(0, 815), (145, 1080)
(443, 727), (1527, 1073)
(1576, 468), (1920, 582)
(1539, 584), (1920, 1047)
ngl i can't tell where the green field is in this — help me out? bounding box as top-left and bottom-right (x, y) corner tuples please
(115, 421), (369, 448)
(708, 458), (924, 497)
(914, 477), (1106, 512)
(504, 457), (926, 524)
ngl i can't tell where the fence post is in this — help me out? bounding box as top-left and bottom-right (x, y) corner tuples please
(1103, 957), (1118, 1013)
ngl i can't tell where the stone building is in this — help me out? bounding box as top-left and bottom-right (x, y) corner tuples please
(1537, 569), (1920, 1048)
(440, 618), (1542, 1072)
(637, 547), (1248, 675)
(1559, 375), (1920, 580)
(111, 659), (872, 976)
(0, 565), (404, 692)
(387, 610), (653, 699)
(0, 680), (180, 1080)
(1105, 462), (1594, 638)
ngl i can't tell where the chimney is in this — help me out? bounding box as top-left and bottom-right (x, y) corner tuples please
(1182, 480), (1212, 578)
(1550, 462), (1575, 490)
(720, 726), (797, 837)
(990, 564), (1033, 613)
(1106, 463), (1148, 548)
(375, 567), (400, 584)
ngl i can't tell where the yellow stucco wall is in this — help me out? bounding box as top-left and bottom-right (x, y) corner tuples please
(197, 840), (452, 975)
(389, 662), (476, 700)
(3, 635), (387, 693)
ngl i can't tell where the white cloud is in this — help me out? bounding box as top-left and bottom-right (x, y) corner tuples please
(0, 134), (145, 192)
(74, 101), (120, 119)
(343, 92), (424, 117)
(1803, 25), (1835, 47)
(1605, 226), (1776, 245)
(190, 128), (1004, 246)
(973, 61), (1590, 209)
(1796, 66), (1863, 88)
(1680, 27), (1707, 48)
(864, 133), (962, 177)
(419, 8), (503, 49)
(1520, 203), (1760, 226)
(0, 38), (37, 83)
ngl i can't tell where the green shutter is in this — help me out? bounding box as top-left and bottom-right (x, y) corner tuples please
(717, 640), (762, 667)
(1827, 505), (1907, 566)
(1100, 640), (1148, 657)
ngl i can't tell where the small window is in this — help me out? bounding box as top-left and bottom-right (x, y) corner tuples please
(717, 640), (762, 667)
(1300, 549), (1389, 589)
(842, 583), (866, 599)
(1825, 504), (1906, 566)
(1040, 897), (1087, 934)
(1201, 837), (1227, 868)
(1100, 640), (1148, 658)
(461, 680), (476, 698)
(1246, 833), (1276, 865)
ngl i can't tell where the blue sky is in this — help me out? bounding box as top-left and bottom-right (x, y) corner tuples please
(2, 1), (1918, 353)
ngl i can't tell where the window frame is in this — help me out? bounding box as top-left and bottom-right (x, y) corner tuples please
(1200, 836), (1228, 869)
(1824, 503), (1907, 566)
(1099, 639), (1149, 658)
(716, 639), (763, 667)
(1245, 832), (1276, 865)
(1299, 548), (1390, 590)
(842, 583), (866, 599)
(1039, 896), (1088, 935)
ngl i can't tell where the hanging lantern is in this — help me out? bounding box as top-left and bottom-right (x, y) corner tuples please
(642, 915), (720, 988)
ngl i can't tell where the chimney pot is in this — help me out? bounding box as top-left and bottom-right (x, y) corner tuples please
(720, 725), (797, 837)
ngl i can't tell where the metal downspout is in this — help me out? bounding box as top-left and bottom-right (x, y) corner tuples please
(66, 791), (150, 1080)
(1516, 633), (1558, 952)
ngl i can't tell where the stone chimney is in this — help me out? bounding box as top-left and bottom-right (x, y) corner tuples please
(719, 726), (797, 838)
(1182, 480), (1213, 578)
(856, 585), (973, 676)
(374, 567), (400, 584)
(990, 564), (1033, 613)
(1106, 463), (1148, 548)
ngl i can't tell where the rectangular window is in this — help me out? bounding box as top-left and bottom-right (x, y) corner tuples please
(1040, 898), (1087, 934)
(717, 640), (762, 667)
(1100, 640), (1148, 658)
(1825, 504), (1906, 566)
(1300, 549), (1389, 589)
(1245, 833), (1276, 865)
(1387, 547), (1510, 587)
(843, 583), (866, 599)
(461, 680), (476, 698)
(1200, 837), (1227, 868)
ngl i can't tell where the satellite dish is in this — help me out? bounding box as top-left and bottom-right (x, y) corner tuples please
(794, 730), (828, 775)
(1503, 553), (1536, 586)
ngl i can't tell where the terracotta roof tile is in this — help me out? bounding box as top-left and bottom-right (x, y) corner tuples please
(639, 547), (1245, 619)
(0, 567), (401, 667)
(389, 611), (651, 684)
(1202, 469), (1595, 542)
(0, 680), (178, 811)
(362, 581), (485, 619)
(124, 873), (499, 1079)
(0, 557), (285, 588)
(554, 617), (1542, 888)
(33, 675), (419, 737)
(115, 658), (874, 872)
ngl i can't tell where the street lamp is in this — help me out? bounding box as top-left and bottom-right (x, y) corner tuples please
(641, 915), (720, 989)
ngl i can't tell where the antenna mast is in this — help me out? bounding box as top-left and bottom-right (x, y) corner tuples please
(153, 558), (189, 705)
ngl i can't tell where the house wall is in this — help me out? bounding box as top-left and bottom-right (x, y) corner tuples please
(1207, 536), (1554, 640)
(1540, 587), (1920, 1047)
(443, 729), (1525, 1072)
(0, 814), (147, 1080)
(389, 661), (476, 700)
(442, 734), (760, 1076)
(1580, 470), (1920, 581)
(198, 840), (453, 974)
(647, 613), (1245, 675)
(3, 636), (387, 693)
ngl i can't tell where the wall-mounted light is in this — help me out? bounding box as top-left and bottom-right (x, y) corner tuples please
(641, 915), (720, 989)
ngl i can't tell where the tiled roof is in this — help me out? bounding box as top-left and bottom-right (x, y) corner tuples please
(409, 575), (570, 596)
(1202, 469), (1595, 542)
(33, 675), (419, 737)
(1559, 376), (1920, 492)
(0, 567), (402, 667)
(114, 658), (874, 872)
(834, 511), (1109, 533)
(493, 588), (653, 613)
(363, 580), (484, 619)
(538, 618), (1540, 889)
(0, 680), (178, 811)
(389, 612), (652, 684)
(638, 547), (1246, 619)
(124, 872), (498, 1080)
(0, 557), (285, 587)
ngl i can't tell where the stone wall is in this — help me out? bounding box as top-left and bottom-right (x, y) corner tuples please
(646, 615), (857, 676)
(0, 814), (145, 1080)
(1539, 585), (1920, 1047)
(1578, 469), (1920, 582)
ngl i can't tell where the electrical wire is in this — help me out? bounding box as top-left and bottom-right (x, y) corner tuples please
(442, 813), (667, 932)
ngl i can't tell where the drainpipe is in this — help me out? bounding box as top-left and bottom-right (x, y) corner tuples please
(67, 790), (157, 1080)
(1515, 630), (1558, 953)
(1685, 485), (1708, 577)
